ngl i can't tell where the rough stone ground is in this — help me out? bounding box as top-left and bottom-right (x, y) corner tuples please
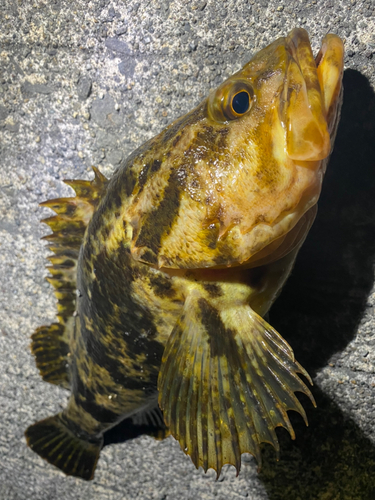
(1, 0), (375, 499)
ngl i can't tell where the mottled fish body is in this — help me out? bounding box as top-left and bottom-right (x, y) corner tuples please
(26, 29), (344, 479)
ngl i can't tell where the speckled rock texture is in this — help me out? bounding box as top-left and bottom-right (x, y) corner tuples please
(1, 1), (375, 499)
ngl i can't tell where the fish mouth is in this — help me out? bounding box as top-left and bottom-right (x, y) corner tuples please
(283, 28), (344, 162)
(314, 32), (345, 134)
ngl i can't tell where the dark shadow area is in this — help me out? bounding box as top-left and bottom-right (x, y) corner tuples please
(262, 69), (375, 498)
(259, 387), (375, 499)
(103, 414), (167, 446)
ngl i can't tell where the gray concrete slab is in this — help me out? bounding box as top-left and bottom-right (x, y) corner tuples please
(0, 0), (374, 499)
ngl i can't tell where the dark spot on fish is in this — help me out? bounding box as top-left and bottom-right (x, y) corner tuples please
(212, 242), (234, 265)
(101, 225), (110, 240)
(114, 211), (121, 218)
(59, 203), (79, 217)
(151, 159), (162, 173)
(71, 360), (119, 424)
(213, 254), (227, 266)
(134, 160), (162, 199)
(60, 250), (79, 263)
(217, 127), (229, 149)
(138, 163), (151, 193)
(139, 248), (158, 265)
(149, 274), (176, 298)
(124, 167), (137, 197)
(125, 374), (159, 395)
(133, 167), (186, 258)
(197, 125), (214, 143)
(198, 298), (228, 358)
(247, 266), (267, 290)
(112, 192), (123, 210)
(172, 133), (182, 147)
(202, 283), (223, 297)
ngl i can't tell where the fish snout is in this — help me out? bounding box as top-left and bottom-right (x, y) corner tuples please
(283, 28), (344, 163)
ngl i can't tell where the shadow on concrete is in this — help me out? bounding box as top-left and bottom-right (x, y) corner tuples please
(259, 387), (375, 499)
(260, 69), (375, 499)
(103, 411), (166, 446)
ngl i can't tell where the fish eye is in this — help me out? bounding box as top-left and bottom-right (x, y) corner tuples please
(208, 80), (254, 123)
(231, 91), (250, 115)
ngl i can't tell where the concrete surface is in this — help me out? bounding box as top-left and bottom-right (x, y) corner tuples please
(1, 0), (375, 499)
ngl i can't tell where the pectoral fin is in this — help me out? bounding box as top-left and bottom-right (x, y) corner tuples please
(158, 295), (315, 476)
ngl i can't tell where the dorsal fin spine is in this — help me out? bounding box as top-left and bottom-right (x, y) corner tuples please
(30, 167), (108, 388)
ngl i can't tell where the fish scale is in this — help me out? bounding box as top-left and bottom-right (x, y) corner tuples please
(25, 28), (344, 480)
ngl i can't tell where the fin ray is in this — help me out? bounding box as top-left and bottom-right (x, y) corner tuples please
(31, 168), (108, 387)
(158, 294), (314, 476)
(30, 322), (71, 388)
(25, 414), (103, 480)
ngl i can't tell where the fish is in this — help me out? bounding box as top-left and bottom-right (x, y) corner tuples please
(25, 28), (344, 480)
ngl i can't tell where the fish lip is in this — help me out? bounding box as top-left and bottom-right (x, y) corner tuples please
(285, 27), (325, 73)
(314, 33), (343, 69)
(283, 28), (344, 163)
(311, 32), (345, 134)
(285, 28), (313, 59)
(285, 27), (327, 65)
(282, 28), (332, 162)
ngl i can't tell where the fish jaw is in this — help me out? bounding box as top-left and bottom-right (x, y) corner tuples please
(283, 28), (330, 161)
(283, 28), (344, 162)
(315, 33), (345, 139)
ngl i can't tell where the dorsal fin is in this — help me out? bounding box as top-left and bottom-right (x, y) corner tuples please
(31, 167), (108, 388)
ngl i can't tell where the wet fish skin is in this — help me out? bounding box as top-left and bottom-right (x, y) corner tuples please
(25, 28), (344, 479)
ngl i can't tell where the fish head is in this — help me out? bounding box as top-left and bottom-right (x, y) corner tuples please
(128, 28), (344, 269)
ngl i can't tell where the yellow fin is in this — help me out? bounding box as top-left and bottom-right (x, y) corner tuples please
(158, 294), (315, 476)
(25, 413), (103, 480)
(31, 168), (109, 387)
(31, 322), (71, 388)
